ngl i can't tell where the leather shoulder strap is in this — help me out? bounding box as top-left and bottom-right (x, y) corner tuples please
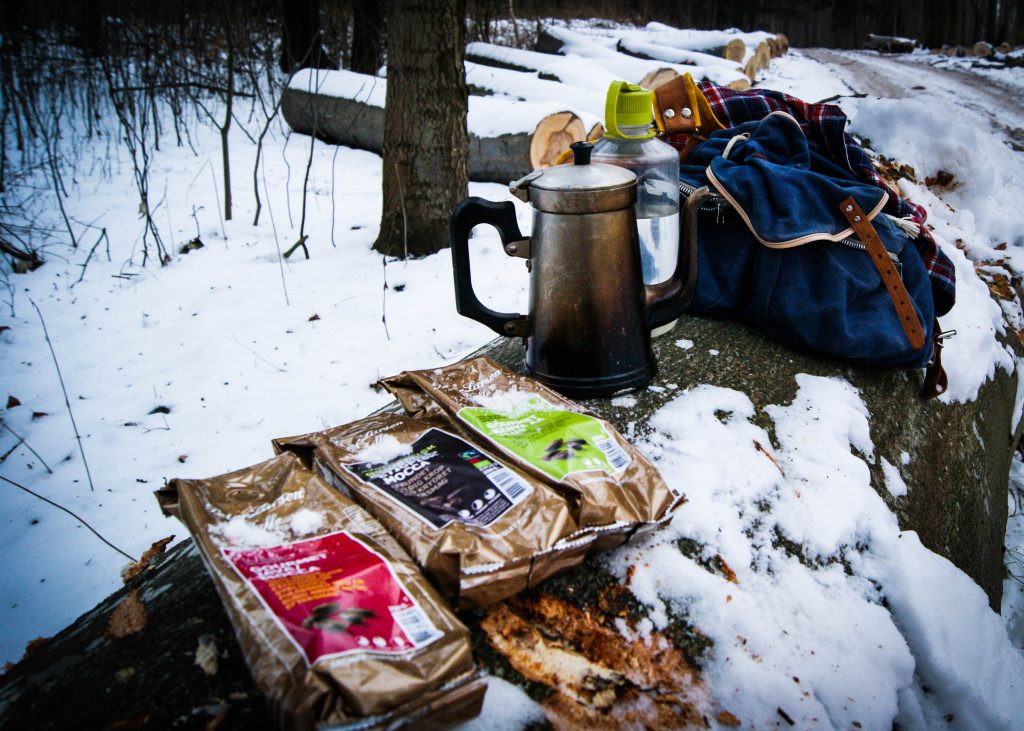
(839, 197), (925, 351)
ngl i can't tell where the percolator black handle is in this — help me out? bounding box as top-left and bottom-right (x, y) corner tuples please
(450, 198), (529, 338)
(646, 185), (706, 328)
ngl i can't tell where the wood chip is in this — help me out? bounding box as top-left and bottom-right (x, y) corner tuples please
(753, 440), (785, 476)
(106, 590), (148, 639)
(194, 634), (219, 677)
(121, 535), (174, 584)
(21, 636), (50, 659)
(717, 710), (742, 727)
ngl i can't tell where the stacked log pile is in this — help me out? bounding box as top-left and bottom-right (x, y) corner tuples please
(281, 22), (789, 183)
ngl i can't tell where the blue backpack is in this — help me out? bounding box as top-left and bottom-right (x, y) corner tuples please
(678, 112), (946, 394)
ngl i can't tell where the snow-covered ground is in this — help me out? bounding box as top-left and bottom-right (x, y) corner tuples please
(2, 24), (1024, 728)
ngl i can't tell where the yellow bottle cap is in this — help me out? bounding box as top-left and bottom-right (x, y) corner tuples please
(604, 81), (655, 139)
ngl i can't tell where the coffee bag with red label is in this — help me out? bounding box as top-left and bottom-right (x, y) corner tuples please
(158, 452), (484, 730)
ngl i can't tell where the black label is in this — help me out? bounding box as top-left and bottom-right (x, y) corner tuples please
(343, 429), (530, 530)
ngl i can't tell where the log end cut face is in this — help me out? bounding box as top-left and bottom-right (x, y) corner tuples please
(530, 112), (586, 169)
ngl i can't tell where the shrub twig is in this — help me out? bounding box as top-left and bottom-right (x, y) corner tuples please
(0, 474), (135, 562)
(0, 420), (53, 473)
(30, 298), (94, 492)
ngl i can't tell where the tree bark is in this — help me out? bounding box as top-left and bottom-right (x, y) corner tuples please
(350, 0), (385, 75)
(278, 0), (336, 73)
(374, 0), (469, 259)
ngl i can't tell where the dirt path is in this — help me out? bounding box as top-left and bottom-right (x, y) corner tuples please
(803, 48), (1024, 150)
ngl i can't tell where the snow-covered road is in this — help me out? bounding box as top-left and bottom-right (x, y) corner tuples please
(804, 48), (1024, 150)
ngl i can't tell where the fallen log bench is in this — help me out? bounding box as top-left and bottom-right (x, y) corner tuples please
(282, 69), (597, 183)
(1, 309), (1019, 729)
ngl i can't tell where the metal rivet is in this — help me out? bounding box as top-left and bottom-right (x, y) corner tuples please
(854, 215), (862, 222)
(845, 204), (854, 212)
(681, 107), (693, 119)
(503, 322), (516, 333)
(663, 108), (676, 119)
(507, 244), (517, 255)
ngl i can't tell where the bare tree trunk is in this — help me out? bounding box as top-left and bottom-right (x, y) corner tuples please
(373, 0), (468, 259)
(221, 0), (234, 222)
(279, 0), (337, 73)
(350, 0), (385, 75)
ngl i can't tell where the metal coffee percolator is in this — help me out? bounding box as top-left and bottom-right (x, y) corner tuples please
(449, 141), (699, 398)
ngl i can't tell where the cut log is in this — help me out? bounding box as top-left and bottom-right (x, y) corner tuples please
(724, 38), (746, 62)
(864, 33), (917, 53)
(464, 62), (603, 119)
(744, 57), (757, 82)
(615, 37), (745, 70)
(755, 40), (772, 70)
(639, 67), (679, 90)
(615, 38), (748, 89)
(466, 41), (618, 90)
(534, 26), (710, 87)
(641, 23), (781, 60)
(528, 111), (586, 168)
(534, 25), (777, 89)
(282, 71), (588, 183)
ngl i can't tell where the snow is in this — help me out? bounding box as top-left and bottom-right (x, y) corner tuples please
(757, 49), (856, 102)
(846, 96), (1024, 252)
(881, 457), (909, 498)
(1004, 457), (1024, 654)
(291, 67), (601, 137)
(607, 375), (1024, 727)
(3, 19), (1024, 730)
(216, 515), (283, 548)
(466, 42), (620, 91)
(350, 435), (413, 465)
(456, 676), (546, 731)
(290, 68), (386, 107)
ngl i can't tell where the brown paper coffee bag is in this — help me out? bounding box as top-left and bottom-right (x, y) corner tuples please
(158, 452), (484, 730)
(380, 356), (683, 546)
(273, 413), (593, 608)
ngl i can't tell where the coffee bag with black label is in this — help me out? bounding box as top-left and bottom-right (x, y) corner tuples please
(273, 414), (593, 608)
(380, 357), (683, 547)
(157, 452), (484, 731)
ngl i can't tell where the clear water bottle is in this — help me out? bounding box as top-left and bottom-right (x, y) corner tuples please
(592, 81), (680, 337)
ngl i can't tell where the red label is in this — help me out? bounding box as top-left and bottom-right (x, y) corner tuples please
(224, 530), (441, 665)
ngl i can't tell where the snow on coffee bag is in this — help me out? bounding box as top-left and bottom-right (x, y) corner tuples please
(380, 356), (683, 546)
(158, 452), (484, 730)
(273, 414), (593, 608)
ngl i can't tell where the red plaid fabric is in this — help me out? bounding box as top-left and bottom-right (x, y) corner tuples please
(666, 82), (956, 315)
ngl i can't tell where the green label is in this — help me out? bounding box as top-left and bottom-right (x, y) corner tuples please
(458, 396), (630, 482)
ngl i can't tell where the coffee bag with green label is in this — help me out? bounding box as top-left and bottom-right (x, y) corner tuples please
(273, 414), (593, 608)
(157, 452), (484, 731)
(380, 357), (683, 546)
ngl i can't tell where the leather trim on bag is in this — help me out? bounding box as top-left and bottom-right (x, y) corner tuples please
(705, 166), (890, 249)
(721, 133), (749, 160)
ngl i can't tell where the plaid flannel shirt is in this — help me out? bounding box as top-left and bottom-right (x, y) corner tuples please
(664, 83), (956, 315)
